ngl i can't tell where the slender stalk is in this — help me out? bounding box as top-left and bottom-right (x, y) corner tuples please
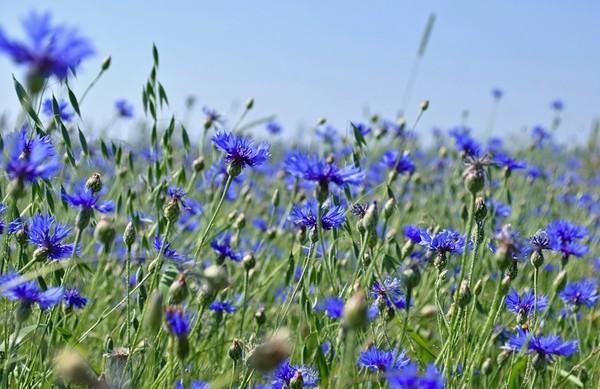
(238, 269), (250, 337)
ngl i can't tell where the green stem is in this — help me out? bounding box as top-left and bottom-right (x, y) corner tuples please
(238, 270), (250, 337)
(194, 175), (233, 258)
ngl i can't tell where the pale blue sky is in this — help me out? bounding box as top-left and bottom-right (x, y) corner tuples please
(1, 1), (599, 144)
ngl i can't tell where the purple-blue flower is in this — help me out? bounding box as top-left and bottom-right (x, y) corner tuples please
(449, 127), (481, 157)
(63, 287), (88, 309)
(0, 11), (94, 79)
(504, 329), (577, 363)
(28, 214), (76, 260)
(386, 363), (445, 389)
(559, 279), (599, 309)
(165, 306), (191, 337)
(272, 360), (319, 388)
(175, 380), (209, 389)
(208, 300), (237, 313)
(210, 232), (241, 262)
(283, 150), (364, 188)
(419, 229), (469, 257)
(153, 236), (186, 262)
(371, 277), (407, 310)
(357, 346), (410, 372)
(0, 271), (63, 310)
(289, 199), (345, 231)
(5, 128), (60, 184)
(265, 121), (282, 135)
(505, 289), (548, 318)
(212, 131), (270, 172)
(61, 181), (115, 214)
(43, 99), (74, 122)
(491, 88), (503, 99)
(115, 99), (134, 118)
(546, 220), (588, 258)
(315, 297), (343, 319)
(494, 153), (526, 172)
(381, 151), (416, 175)
(403, 225), (424, 244)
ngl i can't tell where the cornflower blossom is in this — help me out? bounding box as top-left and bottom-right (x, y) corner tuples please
(42, 98), (74, 122)
(357, 346), (410, 372)
(386, 363), (445, 389)
(315, 297), (344, 319)
(559, 279), (599, 310)
(115, 99), (134, 118)
(505, 289), (548, 322)
(289, 199), (345, 231)
(28, 214), (76, 260)
(0, 11), (94, 79)
(380, 150), (416, 175)
(210, 232), (242, 262)
(503, 329), (577, 366)
(546, 220), (588, 260)
(271, 360), (319, 388)
(212, 131), (270, 176)
(0, 271), (63, 312)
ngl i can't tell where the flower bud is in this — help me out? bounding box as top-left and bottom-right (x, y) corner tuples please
(500, 275), (511, 295)
(496, 349), (511, 366)
(530, 250), (544, 269)
(494, 246), (512, 271)
(169, 273), (189, 304)
(227, 161), (243, 178)
(76, 208), (93, 230)
(434, 253), (447, 271)
(164, 198), (181, 223)
(290, 371), (304, 389)
(361, 203), (378, 232)
(481, 358), (493, 376)
(94, 217), (116, 249)
(101, 56), (112, 71)
(143, 290), (163, 337)
(243, 253), (256, 271)
(383, 198), (395, 219)
(553, 270), (567, 292)
(33, 247), (49, 262)
(234, 213), (246, 230)
(457, 280), (472, 308)
(192, 156), (205, 172)
(229, 338), (244, 362)
(246, 329), (292, 372)
(343, 290), (368, 330)
(420, 100), (430, 111)
(53, 348), (98, 387)
(245, 98), (254, 110)
(85, 172), (102, 193)
(271, 189), (280, 208)
(123, 222), (136, 248)
(255, 307), (266, 326)
(464, 169), (485, 195)
(402, 265), (421, 289)
(203, 265), (229, 292)
(474, 197), (487, 223)
(473, 279), (483, 296)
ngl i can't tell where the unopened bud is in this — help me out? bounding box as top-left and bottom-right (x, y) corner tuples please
(94, 217), (116, 248)
(530, 251), (544, 269)
(362, 203), (378, 232)
(76, 208), (93, 230)
(123, 222), (136, 248)
(143, 290), (163, 337)
(420, 100), (429, 111)
(553, 270), (567, 292)
(85, 172), (102, 193)
(383, 198), (395, 219)
(164, 198), (181, 223)
(54, 348), (98, 387)
(245, 98), (254, 110)
(402, 265), (421, 289)
(500, 275), (511, 295)
(473, 279), (483, 296)
(169, 273), (189, 304)
(243, 253), (256, 271)
(229, 338), (243, 362)
(101, 56), (112, 71)
(203, 265), (229, 292)
(457, 280), (472, 308)
(193, 156), (205, 172)
(474, 197), (487, 223)
(246, 329), (291, 372)
(481, 358), (493, 375)
(234, 213), (246, 230)
(343, 290), (368, 330)
(271, 189), (280, 208)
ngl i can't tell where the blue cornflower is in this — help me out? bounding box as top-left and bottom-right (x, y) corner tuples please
(0, 271), (63, 310)
(315, 297), (343, 319)
(532, 125), (551, 147)
(487, 137), (504, 154)
(265, 121), (282, 134)
(175, 380), (209, 389)
(61, 181), (115, 214)
(381, 151), (416, 175)
(167, 186), (191, 210)
(42, 99), (74, 122)
(449, 127), (481, 157)
(209, 300), (237, 313)
(494, 153), (527, 172)
(492, 88), (503, 99)
(153, 236), (186, 262)
(289, 199), (345, 231)
(387, 363), (445, 389)
(63, 287), (88, 309)
(403, 225), (424, 244)
(493, 224), (526, 260)
(505, 289), (548, 319)
(5, 128), (60, 185)
(272, 360), (319, 388)
(551, 100), (564, 111)
(28, 214), (76, 260)
(202, 106), (223, 124)
(212, 131), (270, 175)
(529, 229), (551, 254)
(559, 279), (599, 309)
(357, 346), (410, 372)
(316, 125), (339, 144)
(490, 199), (511, 219)
(165, 306), (191, 337)
(419, 229), (469, 257)
(283, 150), (364, 189)
(115, 99), (134, 118)
(504, 329), (577, 364)
(0, 11), (94, 79)
(0, 204), (7, 234)
(354, 122), (372, 136)
(546, 220), (588, 259)
(371, 277), (407, 310)
(210, 232), (241, 262)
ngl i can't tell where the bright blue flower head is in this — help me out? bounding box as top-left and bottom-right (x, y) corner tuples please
(28, 214), (76, 260)
(504, 329), (577, 364)
(381, 150), (416, 175)
(386, 363), (445, 389)
(210, 232), (241, 262)
(449, 127), (481, 157)
(494, 153), (527, 172)
(153, 235), (186, 262)
(208, 300), (237, 313)
(559, 279), (599, 309)
(61, 181), (115, 214)
(546, 220), (588, 258)
(371, 277), (406, 310)
(315, 296), (343, 319)
(5, 129), (60, 184)
(43, 99), (74, 122)
(63, 287), (88, 309)
(505, 289), (548, 318)
(212, 131), (270, 173)
(0, 11), (94, 79)
(265, 121), (282, 134)
(357, 346), (410, 372)
(175, 380), (209, 389)
(289, 199), (345, 231)
(0, 271), (63, 310)
(283, 150), (364, 188)
(165, 306), (191, 337)
(272, 360), (319, 388)
(492, 88), (503, 99)
(403, 224), (424, 244)
(419, 229), (469, 257)
(115, 99), (134, 118)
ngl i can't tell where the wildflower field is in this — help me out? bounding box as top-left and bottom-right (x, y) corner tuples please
(0, 10), (599, 389)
